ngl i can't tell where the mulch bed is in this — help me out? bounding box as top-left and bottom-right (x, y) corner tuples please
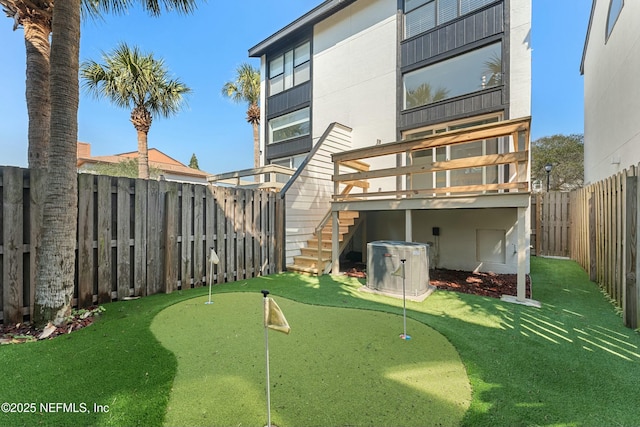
(345, 264), (531, 299)
(0, 307), (99, 345)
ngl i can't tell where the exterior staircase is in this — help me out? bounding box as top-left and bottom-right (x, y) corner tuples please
(286, 211), (361, 275)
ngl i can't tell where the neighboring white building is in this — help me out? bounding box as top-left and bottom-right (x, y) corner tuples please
(249, 0), (532, 300)
(581, 0), (640, 184)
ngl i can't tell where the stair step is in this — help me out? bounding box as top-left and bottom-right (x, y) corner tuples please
(307, 238), (333, 249)
(286, 264), (320, 276)
(319, 231), (344, 241)
(338, 211), (360, 220)
(300, 247), (332, 257)
(293, 255), (329, 269)
(319, 226), (349, 235)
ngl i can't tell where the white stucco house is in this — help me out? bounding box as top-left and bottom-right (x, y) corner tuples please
(581, 0), (640, 184)
(248, 0), (532, 301)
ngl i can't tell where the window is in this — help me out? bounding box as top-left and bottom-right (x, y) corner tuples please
(404, 115), (502, 190)
(606, 0), (623, 39)
(404, 0), (496, 39)
(270, 154), (306, 183)
(268, 41), (310, 95)
(403, 42), (502, 109)
(268, 107), (310, 144)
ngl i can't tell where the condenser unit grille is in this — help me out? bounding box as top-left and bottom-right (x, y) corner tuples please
(366, 241), (430, 296)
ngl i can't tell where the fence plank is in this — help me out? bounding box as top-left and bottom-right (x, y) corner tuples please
(117, 178), (131, 300)
(193, 185), (205, 287)
(625, 176), (638, 328)
(2, 168), (24, 324)
(134, 179), (147, 297)
(236, 189), (245, 280)
(205, 186), (215, 284)
(214, 186), (225, 284)
(77, 174), (94, 307)
(164, 182), (179, 293)
(226, 189), (235, 281)
(147, 180), (161, 295)
(96, 176), (112, 303)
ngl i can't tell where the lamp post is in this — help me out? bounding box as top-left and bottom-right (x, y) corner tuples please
(544, 163), (553, 192)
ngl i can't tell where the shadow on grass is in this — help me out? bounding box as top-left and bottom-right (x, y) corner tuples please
(1, 257), (639, 427)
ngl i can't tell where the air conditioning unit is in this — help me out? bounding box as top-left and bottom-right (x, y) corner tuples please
(366, 241), (430, 297)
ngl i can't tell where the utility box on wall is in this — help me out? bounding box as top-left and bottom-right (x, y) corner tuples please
(366, 241), (430, 297)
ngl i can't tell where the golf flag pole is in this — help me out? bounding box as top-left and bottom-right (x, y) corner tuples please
(205, 248), (219, 305)
(399, 259), (410, 340)
(262, 290), (272, 427)
(261, 290), (290, 427)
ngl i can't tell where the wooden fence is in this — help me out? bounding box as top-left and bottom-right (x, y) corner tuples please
(531, 192), (571, 257)
(570, 166), (639, 328)
(0, 167), (282, 325)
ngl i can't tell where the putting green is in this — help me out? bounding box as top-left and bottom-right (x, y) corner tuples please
(151, 293), (470, 427)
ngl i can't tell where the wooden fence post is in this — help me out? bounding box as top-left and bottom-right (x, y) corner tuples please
(2, 167), (24, 324)
(77, 174), (94, 308)
(96, 175), (112, 303)
(625, 176), (639, 328)
(164, 182), (179, 293)
(589, 191), (597, 282)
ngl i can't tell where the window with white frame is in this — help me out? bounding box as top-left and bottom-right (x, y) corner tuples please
(403, 42), (502, 109)
(404, 0), (497, 39)
(268, 41), (310, 95)
(268, 107), (310, 145)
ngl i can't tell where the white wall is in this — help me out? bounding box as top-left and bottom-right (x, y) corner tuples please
(583, 1), (640, 184)
(312, 0), (398, 150)
(508, 0), (532, 120)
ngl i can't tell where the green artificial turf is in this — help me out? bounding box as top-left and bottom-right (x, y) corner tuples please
(1, 257), (639, 427)
(151, 293), (470, 427)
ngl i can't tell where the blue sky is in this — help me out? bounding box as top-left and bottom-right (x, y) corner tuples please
(0, 1), (591, 174)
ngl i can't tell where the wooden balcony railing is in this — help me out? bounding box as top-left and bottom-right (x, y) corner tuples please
(207, 164), (295, 191)
(332, 116), (531, 201)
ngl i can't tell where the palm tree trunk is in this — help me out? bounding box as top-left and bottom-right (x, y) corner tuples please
(33, 0), (80, 327)
(23, 19), (51, 170)
(137, 130), (150, 179)
(253, 121), (260, 168)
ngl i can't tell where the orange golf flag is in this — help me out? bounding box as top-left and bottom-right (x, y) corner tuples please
(264, 297), (291, 334)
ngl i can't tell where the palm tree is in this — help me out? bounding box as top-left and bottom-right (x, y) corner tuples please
(2, 1), (52, 169)
(32, 0), (81, 327)
(222, 63), (261, 168)
(30, 0), (198, 327)
(2, 0), (195, 170)
(405, 83), (449, 109)
(81, 43), (192, 179)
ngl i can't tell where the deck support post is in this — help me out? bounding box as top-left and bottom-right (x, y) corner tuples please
(405, 210), (412, 242)
(517, 206), (527, 301)
(331, 210), (340, 275)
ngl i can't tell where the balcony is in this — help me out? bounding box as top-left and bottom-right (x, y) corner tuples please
(331, 116), (531, 211)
